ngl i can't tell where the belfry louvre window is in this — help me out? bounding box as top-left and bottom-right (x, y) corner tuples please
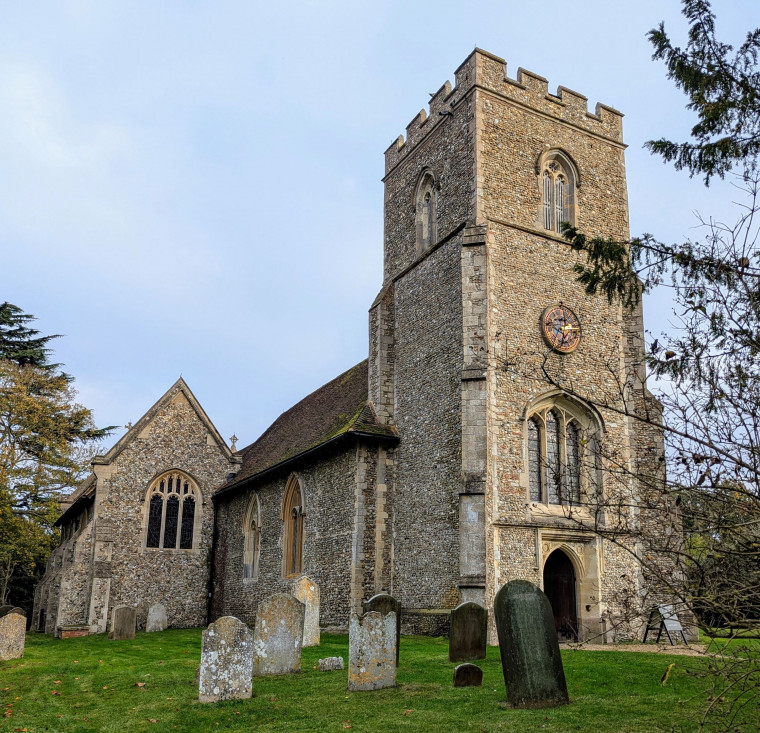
(282, 475), (304, 577)
(414, 171), (438, 254)
(527, 406), (587, 505)
(539, 151), (576, 233)
(145, 471), (200, 549)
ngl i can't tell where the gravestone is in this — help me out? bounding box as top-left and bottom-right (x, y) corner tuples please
(453, 663), (483, 687)
(449, 601), (487, 662)
(292, 576), (320, 647)
(0, 607), (26, 661)
(146, 603), (168, 633)
(252, 593), (305, 676)
(135, 600), (151, 631)
(198, 616), (253, 703)
(109, 606), (136, 641)
(348, 611), (396, 691)
(318, 656), (344, 671)
(493, 580), (569, 709)
(363, 593), (401, 665)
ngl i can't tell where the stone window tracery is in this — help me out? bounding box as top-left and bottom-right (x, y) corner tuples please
(414, 171), (438, 254)
(243, 493), (261, 580)
(145, 470), (200, 550)
(539, 151), (577, 233)
(527, 400), (599, 506)
(282, 474), (304, 577)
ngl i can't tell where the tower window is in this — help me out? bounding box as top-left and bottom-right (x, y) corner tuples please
(414, 171), (438, 254)
(539, 151), (577, 233)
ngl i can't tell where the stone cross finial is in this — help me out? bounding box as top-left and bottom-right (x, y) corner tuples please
(230, 434), (238, 451)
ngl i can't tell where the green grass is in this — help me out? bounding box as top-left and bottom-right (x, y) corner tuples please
(0, 630), (751, 732)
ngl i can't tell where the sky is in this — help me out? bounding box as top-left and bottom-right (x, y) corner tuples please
(1, 0), (758, 452)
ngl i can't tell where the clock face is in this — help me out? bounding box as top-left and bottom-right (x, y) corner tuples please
(541, 305), (581, 353)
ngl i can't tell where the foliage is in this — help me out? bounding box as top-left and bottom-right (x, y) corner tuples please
(0, 630), (748, 732)
(645, 0), (760, 184)
(0, 302), (112, 611)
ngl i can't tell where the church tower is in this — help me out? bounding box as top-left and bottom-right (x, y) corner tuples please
(369, 48), (657, 640)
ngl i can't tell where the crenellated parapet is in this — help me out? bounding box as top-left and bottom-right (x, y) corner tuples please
(385, 48), (623, 175)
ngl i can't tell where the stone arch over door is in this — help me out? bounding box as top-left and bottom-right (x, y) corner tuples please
(543, 549), (578, 641)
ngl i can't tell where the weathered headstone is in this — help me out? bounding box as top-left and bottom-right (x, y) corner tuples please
(292, 576), (320, 647)
(135, 600), (151, 631)
(146, 603), (168, 633)
(453, 663), (483, 687)
(198, 616), (253, 703)
(109, 605), (136, 641)
(449, 601), (487, 662)
(348, 611), (396, 691)
(318, 656), (344, 671)
(0, 607), (26, 661)
(252, 594), (305, 676)
(493, 580), (569, 709)
(363, 593), (401, 665)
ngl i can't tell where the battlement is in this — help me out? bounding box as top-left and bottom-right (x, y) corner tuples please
(385, 48), (624, 175)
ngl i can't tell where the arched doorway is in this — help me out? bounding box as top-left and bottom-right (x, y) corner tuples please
(543, 549), (578, 641)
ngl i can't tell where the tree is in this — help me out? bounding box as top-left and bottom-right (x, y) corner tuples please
(545, 2), (760, 728)
(0, 303), (112, 611)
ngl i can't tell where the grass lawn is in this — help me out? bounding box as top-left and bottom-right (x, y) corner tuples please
(0, 630), (752, 732)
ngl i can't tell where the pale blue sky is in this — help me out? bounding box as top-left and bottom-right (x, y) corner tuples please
(1, 0), (757, 449)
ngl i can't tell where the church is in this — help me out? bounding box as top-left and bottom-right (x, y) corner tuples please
(34, 48), (668, 642)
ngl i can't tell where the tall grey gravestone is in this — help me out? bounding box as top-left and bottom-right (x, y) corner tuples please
(449, 601), (487, 662)
(348, 611), (396, 691)
(493, 580), (569, 709)
(292, 576), (320, 647)
(363, 593), (401, 665)
(0, 607), (26, 661)
(109, 606), (136, 641)
(199, 616), (253, 703)
(146, 603), (168, 633)
(252, 594), (305, 676)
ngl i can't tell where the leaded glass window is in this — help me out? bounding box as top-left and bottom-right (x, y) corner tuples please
(540, 152), (576, 233)
(282, 475), (304, 577)
(243, 494), (261, 580)
(144, 471), (200, 550)
(528, 418), (543, 502)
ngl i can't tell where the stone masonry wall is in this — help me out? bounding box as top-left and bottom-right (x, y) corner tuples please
(90, 389), (232, 630)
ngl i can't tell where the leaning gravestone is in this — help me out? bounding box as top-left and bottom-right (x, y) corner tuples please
(146, 603), (168, 633)
(348, 611), (396, 691)
(252, 594), (305, 676)
(453, 663), (483, 687)
(109, 606), (136, 641)
(363, 593), (401, 665)
(292, 576), (320, 647)
(0, 607), (26, 661)
(493, 580), (569, 708)
(198, 616), (253, 703)
(449, 601), (487, 662)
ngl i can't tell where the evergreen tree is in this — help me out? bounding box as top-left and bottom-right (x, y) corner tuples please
(0, 302), (60, 370)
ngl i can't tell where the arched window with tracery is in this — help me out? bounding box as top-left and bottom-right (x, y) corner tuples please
(145, 470), (200, 550)
(538, 151), (577, 233)
(282, 474), (304, 577)
(414, 171), (438, 254)
(243, 494), (261, 580)
(526, 399), (597, 506)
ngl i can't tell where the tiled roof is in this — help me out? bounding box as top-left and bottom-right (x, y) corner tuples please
(218, 360), (397, 494)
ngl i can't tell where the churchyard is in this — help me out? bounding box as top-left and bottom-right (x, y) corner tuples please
(1, 628), (753, 732)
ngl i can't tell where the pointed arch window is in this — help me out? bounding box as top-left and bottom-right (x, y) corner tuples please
(414, 171), (438, 254)
(144, 471), (201, 550)
(243, 494), (261, 580)
(526, 401), (597, 506)
(539, 151), (577, 233)
(282, 475), (304, 577)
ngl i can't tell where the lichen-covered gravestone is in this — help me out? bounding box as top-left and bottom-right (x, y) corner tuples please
(318, 656), (344, 671)
(199, 616), (253, 703)
(348, 611), (396, 691)
(363, 593), (401, 665)
(453, 663), (483, 687)
(146, 603), (168, 633)
(109, 606), (136, 641)
(252, 594), (305, 676)
(292, 576), (320, 647)
(0, 607), (26, 661)
(449, 601), (487, 662)
(493, 580), (569, 709)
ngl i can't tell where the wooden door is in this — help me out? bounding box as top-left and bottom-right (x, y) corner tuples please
(543, 550), (578, 640)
